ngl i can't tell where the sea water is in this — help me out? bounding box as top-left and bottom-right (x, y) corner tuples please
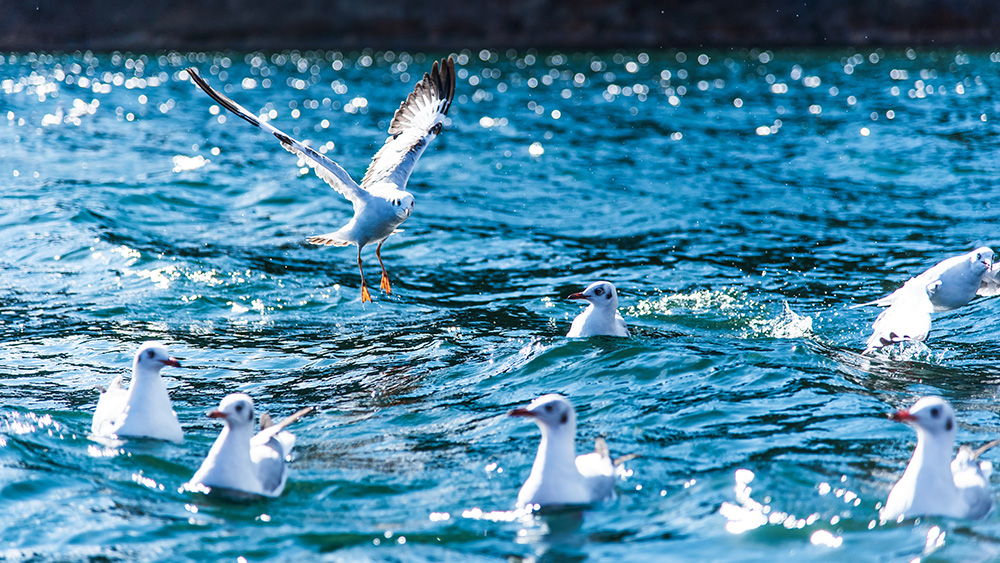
(3, 47), (1000, 561)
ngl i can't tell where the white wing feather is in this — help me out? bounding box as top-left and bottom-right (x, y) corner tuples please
(864, 286), (934, 351)
(91, 376), (126, 435)
(187, 68), (367, 206)
(360, 57), (456, 192)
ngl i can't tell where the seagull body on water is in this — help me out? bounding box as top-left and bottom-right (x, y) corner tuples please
(187, 57), (456, 303)
(509, 394), (634, 508)
(882, 396), (996, 521)
(566, 281), (630, 338)
(187, 393), (312, 498)
(856, 247), (994, 352)
(91, 341), (183, 443)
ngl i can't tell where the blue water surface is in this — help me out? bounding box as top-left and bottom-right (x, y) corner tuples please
(3, 47), (1000, 561)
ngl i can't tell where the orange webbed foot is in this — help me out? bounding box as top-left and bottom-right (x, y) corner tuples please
(360, 284), (373, 303)
(380, 274), (392, 294)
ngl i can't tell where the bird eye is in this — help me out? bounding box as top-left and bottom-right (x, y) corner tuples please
(595, 288), (604, 296)
(146, 350), (155, 359)
(930, 407), (940, 418)
(235, 405), (243, 413)
(544, 404), (553, 412)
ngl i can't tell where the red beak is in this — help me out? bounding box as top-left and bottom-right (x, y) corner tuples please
(207, 410), (225, 419)
(567, 292), (586, 300)
(509, 408), (536, 418)
(890, 410), (917, 422)
(161, 357), (182, 368)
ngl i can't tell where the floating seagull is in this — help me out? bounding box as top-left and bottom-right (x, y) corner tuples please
(509, 394), (634, 508)
(187, 393), (312, 498)
(566, 281), (630, 337)
(882, 396), (996, 521)
(855, 247), (995, 352)
(91, 341), (183, 443)
(187, 57), (456, 303)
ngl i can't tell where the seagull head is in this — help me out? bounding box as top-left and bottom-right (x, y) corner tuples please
(387, 191), (415, 220)
(509, 393), (577, 434)
(971, 247), (994, 272)
(208, 393), (256, 429)
(132, 341), (181, 376)
(567, 281), (620, 309)
(890, 395), (956, 440)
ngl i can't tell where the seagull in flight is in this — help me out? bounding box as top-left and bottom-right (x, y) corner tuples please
(187, 393), (312, 498)
(854, 247), (995, 352)
(566, 281), (630, 337)
(91, 341), (183, 443)
(187, 57), (456, 303)
(509, 394), (635, 508)
(881, 395), (996, 521)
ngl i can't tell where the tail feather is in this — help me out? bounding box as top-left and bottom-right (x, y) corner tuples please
(307, 233), (351, 247)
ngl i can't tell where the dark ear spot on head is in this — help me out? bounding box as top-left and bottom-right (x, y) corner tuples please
(560, 412), (568, 424)
(946, 418), (953, 431)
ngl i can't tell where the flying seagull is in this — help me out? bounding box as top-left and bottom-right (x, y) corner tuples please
(855, 247), (994, 352)
(187, 57), (456, 303)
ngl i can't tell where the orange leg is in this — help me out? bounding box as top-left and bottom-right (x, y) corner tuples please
(376, 241), (392, 294)
(357, 247), (372, 303)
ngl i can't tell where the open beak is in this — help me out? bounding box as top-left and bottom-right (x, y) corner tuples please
(509, 408), (536, 418)
(207, 410), (226, 419)
(890, 410), (917, 422)
(567, 292), (586, 300)
(161, 357), (182, 368)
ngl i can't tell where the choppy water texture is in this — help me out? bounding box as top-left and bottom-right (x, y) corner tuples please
(4, 47), (1000, 562)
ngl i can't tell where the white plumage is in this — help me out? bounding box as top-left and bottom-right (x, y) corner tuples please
(91, 341), (183, 443)
(187, 393), (312, 498)
(882, 396), (995, 521)
(856, 247), (994, 352)
(566, 281), (630, 337)
(509, 394), (632, 508)
(187, 57), (456, 303)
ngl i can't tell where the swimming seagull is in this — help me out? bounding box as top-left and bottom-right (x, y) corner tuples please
(509, 394), (635, 508)
(882, 396), (996, 521)
(187, 57), (456, 303)
(91, 341), (184, 443)
(854, 247), (995, 352)
(187, 393), (312, 498)
(566, 281), (630, 337)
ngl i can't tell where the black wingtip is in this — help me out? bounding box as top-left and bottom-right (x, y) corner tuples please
(437, 56), (456, 116)
(186, 67), (261, 129)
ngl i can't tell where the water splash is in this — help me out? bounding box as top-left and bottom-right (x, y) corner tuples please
(744, 301), (814, 339)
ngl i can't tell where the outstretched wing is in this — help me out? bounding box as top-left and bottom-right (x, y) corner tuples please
(186, 68), (367, 205)
(360, 57), (456, 191)
(863, 287), (933, 352)
(979, 263), (1000, 297)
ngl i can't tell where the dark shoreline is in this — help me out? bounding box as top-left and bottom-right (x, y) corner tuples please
(3, 0), (999, 52)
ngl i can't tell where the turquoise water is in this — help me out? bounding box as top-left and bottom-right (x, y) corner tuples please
(3, 47), (1000, 561)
